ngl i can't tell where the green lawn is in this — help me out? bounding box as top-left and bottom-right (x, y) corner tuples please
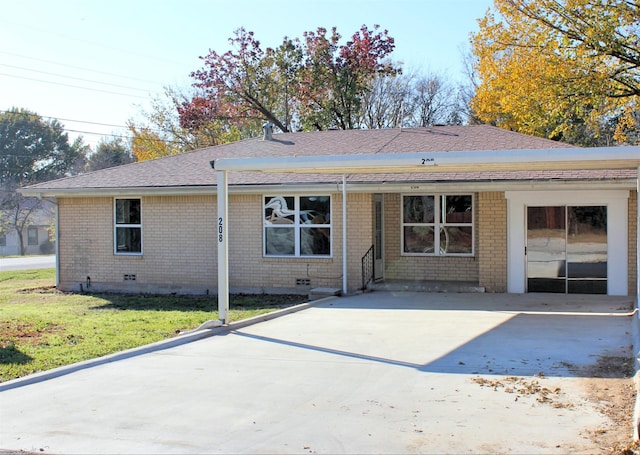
(0, 269), (306, 382)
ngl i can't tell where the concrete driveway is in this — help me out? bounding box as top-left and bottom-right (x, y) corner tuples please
(0, 292), (634, 454)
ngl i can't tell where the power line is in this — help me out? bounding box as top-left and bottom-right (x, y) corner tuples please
(0, 63), (156, 93)
(0, 19), (189, 68)
(0, 50), (167, 86)
(0, 109), (171, 136)
(0, 72), (151, 100)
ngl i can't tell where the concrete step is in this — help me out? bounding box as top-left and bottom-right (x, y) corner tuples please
(309, 287), (342, 301)
(370, 280), (485, 293)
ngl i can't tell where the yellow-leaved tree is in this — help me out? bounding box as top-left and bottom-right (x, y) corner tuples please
(471, 0), (639, 145)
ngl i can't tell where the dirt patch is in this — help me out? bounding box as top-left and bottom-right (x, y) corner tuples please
(576, 355), (637, 454)
(473, 355), (638, 454)
(16, 285), (60, 294)
(0, 320), (61, 347)
(581, 377), (636, 454)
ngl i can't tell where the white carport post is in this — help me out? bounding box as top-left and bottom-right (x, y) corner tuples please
(217, 169), (229, 324)
(342, 175), (348, 295)
(637, 166), (639, 307)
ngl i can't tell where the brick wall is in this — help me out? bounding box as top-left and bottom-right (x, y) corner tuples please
(58, 192), (373, 294)
(58, 196), (217, 294)
(382, 193), (480, 282)
(478, 192), (507, 292)
(228, 193), (373, 292)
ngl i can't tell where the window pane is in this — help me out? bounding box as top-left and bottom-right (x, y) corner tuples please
(116, 227), (141, 253)
(443, 195), (472, 224)
(440, 226), (472, 254)
(0, 234), (5, 246)
(404, 226), (434, 253)
(300, 196), (330, 225)
(403, 196), (434, 223)
(116, 199), (141, 224)
(27, 227), (39, 245)
(301, 227), (330, 255)
(567, 206), (607, 279)
(265, 227), (294, 255)
(265, 197), (295, 224)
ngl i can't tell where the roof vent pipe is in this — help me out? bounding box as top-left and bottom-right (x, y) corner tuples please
(262, 122), (274, 141)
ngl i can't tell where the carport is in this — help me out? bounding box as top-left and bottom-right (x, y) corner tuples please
(212, 145), (640, 323)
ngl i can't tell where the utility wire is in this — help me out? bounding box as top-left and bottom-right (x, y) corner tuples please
(0, 63), (157, 93)
(0, 73), (151, 99)
(0, 50), (167, 86)
(0, 19), (189, 67)
(0, 109), (170, 136)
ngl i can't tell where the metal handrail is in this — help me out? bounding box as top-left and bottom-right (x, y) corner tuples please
(361, 244), (375, 291)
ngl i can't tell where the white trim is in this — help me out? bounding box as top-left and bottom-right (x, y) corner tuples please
(506, 190), (629, 295)
(262, 195), (333, 258)
(213, 147), (640, 174)
(18, 178), (637, 199)
(113, 198), (143, 256)
(401, 193), (475, 257)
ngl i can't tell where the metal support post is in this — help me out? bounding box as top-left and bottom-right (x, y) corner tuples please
(217, 170), (229, 323)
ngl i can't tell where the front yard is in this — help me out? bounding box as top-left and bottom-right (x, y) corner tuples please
(0, 268), (306, 382)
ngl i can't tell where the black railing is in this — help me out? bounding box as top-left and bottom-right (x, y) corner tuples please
(361, 244), (375, 291)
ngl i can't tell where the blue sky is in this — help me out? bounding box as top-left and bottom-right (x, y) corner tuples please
(0, 0), (493, 148)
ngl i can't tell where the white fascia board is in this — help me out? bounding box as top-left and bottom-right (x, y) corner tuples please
(212, 147), (640, 174)
(18, 178), (636, 199)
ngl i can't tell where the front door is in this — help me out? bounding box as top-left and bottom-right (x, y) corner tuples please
(374, 194), (384, 281)
(526, 206), (607, 294)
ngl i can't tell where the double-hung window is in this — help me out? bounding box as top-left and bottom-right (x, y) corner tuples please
(114, 198), (142, 254)
(403, 194), (473, 256)
(27, 227), (39, 246)
(264, 196), (331, 257)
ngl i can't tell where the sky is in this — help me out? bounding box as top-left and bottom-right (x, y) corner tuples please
(0, 0), (494, 149)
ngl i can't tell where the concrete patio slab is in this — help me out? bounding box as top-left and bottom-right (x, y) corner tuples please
(0, 292), (635, 454)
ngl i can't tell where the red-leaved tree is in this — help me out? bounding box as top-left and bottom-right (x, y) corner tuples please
(179, 25), (399, 135)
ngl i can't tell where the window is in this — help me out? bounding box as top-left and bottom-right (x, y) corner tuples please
(115, 198), (142, 254)
(0, 234), (5, 247)
(264, 196), (331, 257)
(27, 227), (39, 246)
(402, 194), (473, 256)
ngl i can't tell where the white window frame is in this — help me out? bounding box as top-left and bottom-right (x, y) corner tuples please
(263, 195), (332, 258)
(114, 198), (143, 256)
(401, 193), (474, 257)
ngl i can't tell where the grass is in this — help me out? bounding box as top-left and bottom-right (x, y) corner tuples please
(0, 269), (307, 382)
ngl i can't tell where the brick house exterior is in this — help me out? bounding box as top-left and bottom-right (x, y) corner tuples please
(21, 126), (639, 297)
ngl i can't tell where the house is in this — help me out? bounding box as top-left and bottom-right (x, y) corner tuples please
(0, 200), (55, 257)
(19, 126), (639, 308)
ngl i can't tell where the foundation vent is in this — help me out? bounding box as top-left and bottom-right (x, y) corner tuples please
(296, 278), (311, 286)
(123, 274), (137, 281)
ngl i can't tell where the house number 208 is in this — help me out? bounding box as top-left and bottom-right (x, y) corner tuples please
(218, 217), (223, 242)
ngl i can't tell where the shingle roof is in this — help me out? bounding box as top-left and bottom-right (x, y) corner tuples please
(23, 125), (636, 192)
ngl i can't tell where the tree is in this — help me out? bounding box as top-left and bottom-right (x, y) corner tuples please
(360, 73), (413, 129)
(0, 108), (87, 254)
(129, 86), (244, 162)
(184, 28), (294, 135)
(296, 25), (398, 130)
(181, 25), (400, 134)
(86, 137), (135, 171)
(410, 73), (458, 127)
(471, 0), (640, 145)
(360, 71), (463, 129)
